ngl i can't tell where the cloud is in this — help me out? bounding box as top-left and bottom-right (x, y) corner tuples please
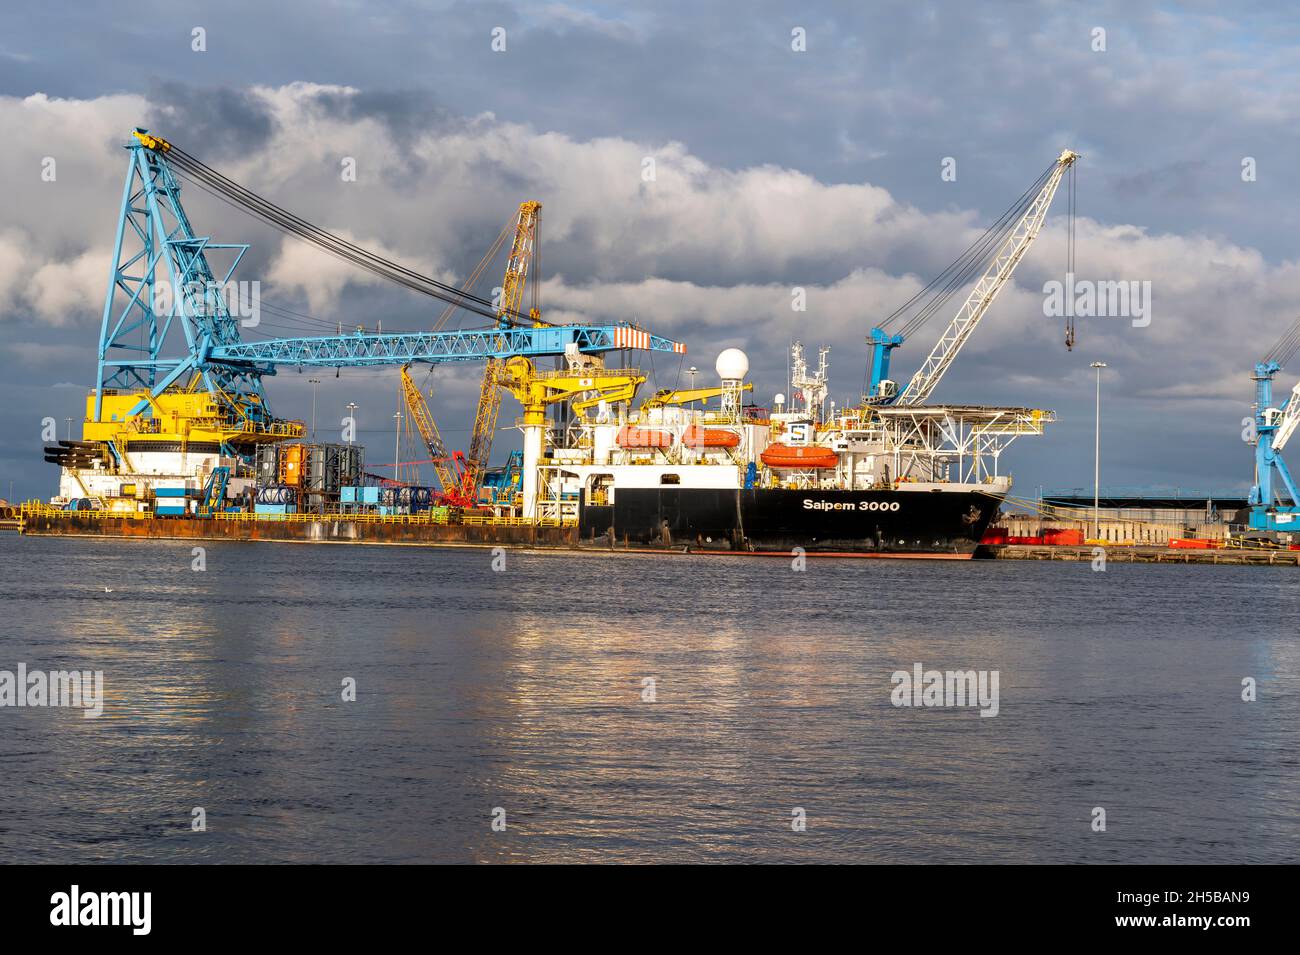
(30, 247), (109, 326)
(264, 228), (441, 314)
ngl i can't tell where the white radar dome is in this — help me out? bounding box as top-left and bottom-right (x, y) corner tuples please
(715, 348), (749, 381)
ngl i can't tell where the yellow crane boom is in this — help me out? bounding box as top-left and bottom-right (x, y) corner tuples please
(460, 200), (542, 503)
(398, 364), (466, 501)
(640, 382), (752, 412)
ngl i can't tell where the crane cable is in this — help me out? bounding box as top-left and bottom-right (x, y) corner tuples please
(1065, 162), (1077, 349)
(164, 160), (518, 336)
(896, 162), (1053, 339)
(162, 143), (546, 328)
(1264, 314), (1300, 367)
(432, 220), (513, 332)
(880, 161), (1056, 341)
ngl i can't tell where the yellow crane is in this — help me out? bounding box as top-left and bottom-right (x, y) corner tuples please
(501, 357), (646, 415)
(398, 364), (471, 504)
(639, 382), (752, 412)
(460, 200), (542, 504)
(497, 356), (647, 517)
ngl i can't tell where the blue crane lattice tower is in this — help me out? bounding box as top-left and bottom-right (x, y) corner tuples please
(96, 129), (269, 423)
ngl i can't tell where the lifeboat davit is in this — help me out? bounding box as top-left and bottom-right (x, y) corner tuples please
(760, 444), (839, 469)
(682, 425), (741, 448)
(617, 426), (673, 449)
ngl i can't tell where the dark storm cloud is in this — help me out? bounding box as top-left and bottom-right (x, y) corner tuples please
(4, 1), (1299, 250)
(145, 81), (277, 158)
(302, 87), (463, 148)
(1111, 159), (1208, 202)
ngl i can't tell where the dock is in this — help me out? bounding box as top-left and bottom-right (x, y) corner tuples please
(988, 543), (1300, 565)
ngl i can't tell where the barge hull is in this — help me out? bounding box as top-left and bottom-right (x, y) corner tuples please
(21, 514), (578, 548)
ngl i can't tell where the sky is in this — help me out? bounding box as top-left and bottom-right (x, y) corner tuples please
(4, 0), (1300, 500)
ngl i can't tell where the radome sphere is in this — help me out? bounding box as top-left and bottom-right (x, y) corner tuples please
(715, 348), (749, 381)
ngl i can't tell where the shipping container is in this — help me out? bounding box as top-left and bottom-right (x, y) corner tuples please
(1043, 528), (1085, 546)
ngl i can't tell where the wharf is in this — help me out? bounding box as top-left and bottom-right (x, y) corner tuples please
(987, 543), (1300, 565)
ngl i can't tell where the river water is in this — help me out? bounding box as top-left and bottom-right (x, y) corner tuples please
(1, 535), (1296, 863)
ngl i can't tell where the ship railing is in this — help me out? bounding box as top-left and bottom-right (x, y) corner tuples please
(213, 510), (574, 528)
(20, 501), (152, 520)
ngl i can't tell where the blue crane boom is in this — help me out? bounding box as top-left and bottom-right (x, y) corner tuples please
(209, 325), (683, 370)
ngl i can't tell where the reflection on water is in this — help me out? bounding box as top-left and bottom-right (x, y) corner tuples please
(1, 536), (1297, 863)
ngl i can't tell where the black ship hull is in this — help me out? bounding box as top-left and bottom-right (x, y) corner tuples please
(579, 487), (1003, 558)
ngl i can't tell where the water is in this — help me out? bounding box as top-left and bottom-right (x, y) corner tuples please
(1, 534), (1297, 863)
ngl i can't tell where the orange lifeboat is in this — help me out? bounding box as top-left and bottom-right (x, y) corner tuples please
(760, 444), (839, 469)
(682, 425), (741, 448)
(617, 426), (673, 449)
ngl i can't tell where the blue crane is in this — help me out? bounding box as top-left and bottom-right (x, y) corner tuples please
(95, 129), (684, 425)
(1247, 316), (1300, 533)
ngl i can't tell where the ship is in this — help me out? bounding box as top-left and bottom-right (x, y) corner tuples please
(521, 344), (1050, 558)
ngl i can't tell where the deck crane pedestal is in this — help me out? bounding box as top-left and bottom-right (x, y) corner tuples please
(1247, 315), (1300, 533)
(498, 355), (648, 517)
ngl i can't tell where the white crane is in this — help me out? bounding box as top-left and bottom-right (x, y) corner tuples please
(867, 149), (1079, 406)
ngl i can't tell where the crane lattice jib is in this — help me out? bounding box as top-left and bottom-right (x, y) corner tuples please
(896, 150), (1078, 406)
(461, 201), (542, 502)
(461, 356), (505, 501)
(208, 325), (682, 367)
(498, 202), (541, 329)
(398, 365), (465, 497)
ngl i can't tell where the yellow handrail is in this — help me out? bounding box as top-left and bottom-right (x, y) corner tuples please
(19, 501), (574, 528)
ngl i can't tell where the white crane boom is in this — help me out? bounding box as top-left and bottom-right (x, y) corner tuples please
(896, 149), (1079, 406)
(1273, 382), (1300, 451)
